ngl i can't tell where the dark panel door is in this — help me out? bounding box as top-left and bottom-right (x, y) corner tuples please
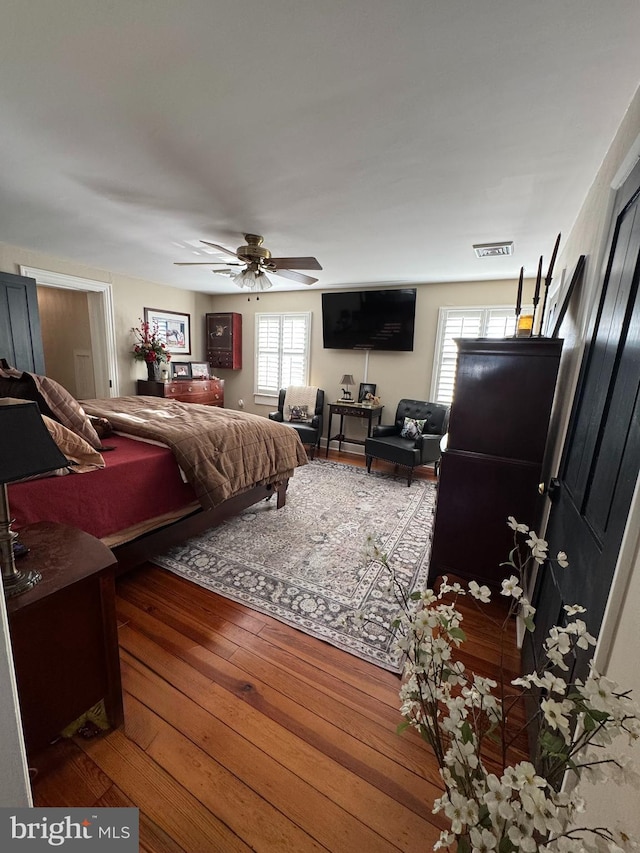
(524, 159), (640, 682)
(0, 271), (45, 373)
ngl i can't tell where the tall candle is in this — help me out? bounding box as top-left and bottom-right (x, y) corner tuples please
(545, 233), (561, 285)
(515, 267), (524, 317)
(533, 255), (543, 306)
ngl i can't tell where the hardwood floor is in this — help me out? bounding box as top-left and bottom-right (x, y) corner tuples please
(29, 451), (526, 852)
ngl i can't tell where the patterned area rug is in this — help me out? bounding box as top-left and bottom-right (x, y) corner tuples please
(151, 460), (437, 672)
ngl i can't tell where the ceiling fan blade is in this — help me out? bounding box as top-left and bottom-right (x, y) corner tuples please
(272, 268), (318, 285)
(200, 240), (239, 259)
(268, 256), (322, 271)
(174, 261), (243, 266)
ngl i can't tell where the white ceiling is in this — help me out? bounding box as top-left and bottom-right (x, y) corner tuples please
(1, 1), (639, 295)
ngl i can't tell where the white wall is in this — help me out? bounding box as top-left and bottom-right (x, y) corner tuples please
(0, 242), (211, 396)
(205, 278), (529, 447)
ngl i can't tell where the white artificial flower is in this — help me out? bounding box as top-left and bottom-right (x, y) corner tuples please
(433, 831), (455, 850)
(468, 579), (492, 602)
(557, 550), (569, 568)
(507, 825), (538, 852)
(526, 530), (549, 564)
(501, 575), (523, 599)
(483, 773), (515, 821)
(507, 516), (529, 533)
(580, 671), (618, 714)
(469, 825), (498, 851)
(520, 599), (536, 618)
(564, 603), (586, 615)
(541, 698), (573, 740)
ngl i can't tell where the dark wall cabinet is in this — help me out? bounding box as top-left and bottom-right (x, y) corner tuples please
(428, 338), (563, 589)
(206, 312), (242, 370)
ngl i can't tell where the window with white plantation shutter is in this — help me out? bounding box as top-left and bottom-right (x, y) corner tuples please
(431, 307), (519, 405)
(255, 312), (311, 400)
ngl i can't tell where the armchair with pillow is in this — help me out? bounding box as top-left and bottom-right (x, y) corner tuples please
(364, 398), (450, 485)
(268, 386), (325, 459)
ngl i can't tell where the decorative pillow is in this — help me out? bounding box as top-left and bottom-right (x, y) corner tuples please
(30, 374), (103, 450)
(400, 417), (426, 440)
(287, 404), (311, 422)
(42, 416), (106, 473)
(0, 366), (103, 449)
(0, 375), (58, 420)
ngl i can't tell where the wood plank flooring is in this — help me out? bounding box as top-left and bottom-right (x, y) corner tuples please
(29, 452), (526, 852)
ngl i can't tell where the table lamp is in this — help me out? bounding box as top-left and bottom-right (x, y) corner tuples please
(339, 374), (355, 401)
(0, 399), (70, 598)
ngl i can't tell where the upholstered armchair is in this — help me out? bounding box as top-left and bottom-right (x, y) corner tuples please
(268, 387), (325, 459)
(364, 398), (450, 485)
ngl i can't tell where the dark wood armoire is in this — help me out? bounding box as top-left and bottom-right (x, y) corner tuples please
(428, 337), (563, 589)
(206, 312), (242, 370)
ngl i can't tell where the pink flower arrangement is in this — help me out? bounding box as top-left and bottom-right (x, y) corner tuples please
(131, 319), (171, 364)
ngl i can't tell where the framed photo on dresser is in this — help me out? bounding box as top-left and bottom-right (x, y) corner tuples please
(190, 362), (209, 379)
(171, 362), (192, 379)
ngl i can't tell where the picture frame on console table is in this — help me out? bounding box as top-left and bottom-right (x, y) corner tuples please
(144, 307), (191, 356)
(358, 382), (377, 403)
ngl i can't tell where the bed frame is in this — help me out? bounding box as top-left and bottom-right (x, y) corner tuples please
(112, 480), (288, 576)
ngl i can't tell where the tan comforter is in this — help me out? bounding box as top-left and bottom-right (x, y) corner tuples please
(81, 396), (308, 511)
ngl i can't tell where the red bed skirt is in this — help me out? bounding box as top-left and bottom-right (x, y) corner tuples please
(8, 434), (197, 541)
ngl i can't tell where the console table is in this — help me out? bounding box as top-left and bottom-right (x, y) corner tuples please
(326, 402), (384, 456)
(6, 522), (123, 757)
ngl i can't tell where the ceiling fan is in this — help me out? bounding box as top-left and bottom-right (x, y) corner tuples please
(174, 233), (322, 290)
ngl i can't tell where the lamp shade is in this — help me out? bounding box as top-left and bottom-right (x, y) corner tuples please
(340, 374), (355, 386)
(0, 399), (69, 483)
(232, 269), (274, 292)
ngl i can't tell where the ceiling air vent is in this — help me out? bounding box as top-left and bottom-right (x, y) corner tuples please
(473, 241), (514, 258)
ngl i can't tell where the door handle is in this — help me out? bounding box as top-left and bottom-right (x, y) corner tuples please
(539, 477), (561, 502)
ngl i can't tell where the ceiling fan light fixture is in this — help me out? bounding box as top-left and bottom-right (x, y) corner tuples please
(232, 268), (273, 291)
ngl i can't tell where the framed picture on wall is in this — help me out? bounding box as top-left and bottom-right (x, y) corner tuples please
(144, 307), (191, 356)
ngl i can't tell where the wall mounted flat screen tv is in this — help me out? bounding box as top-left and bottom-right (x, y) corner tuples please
(322, 288), (416, 351)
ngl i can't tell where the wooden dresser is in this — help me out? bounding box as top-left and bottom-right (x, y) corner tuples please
(136, 378), (224, 407)
(428, 337), (563, 589)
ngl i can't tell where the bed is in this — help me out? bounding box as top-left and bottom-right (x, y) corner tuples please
(3, 369), (308, 574)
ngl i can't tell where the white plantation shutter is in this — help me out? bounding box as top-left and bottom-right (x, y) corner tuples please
(432, 307), (519, 405)
(255, 312), (311, 396)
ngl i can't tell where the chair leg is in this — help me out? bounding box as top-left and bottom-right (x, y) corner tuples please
(308, 443), (315, 460)
(366, 455), (373, 473)
(407, 468), (413, 487)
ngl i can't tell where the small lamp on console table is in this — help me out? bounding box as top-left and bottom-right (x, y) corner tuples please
(339, 374), (355, 402)
(0, 399), (69, 598)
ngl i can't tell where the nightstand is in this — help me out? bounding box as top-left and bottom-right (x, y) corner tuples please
(5, 522), (123, 757)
